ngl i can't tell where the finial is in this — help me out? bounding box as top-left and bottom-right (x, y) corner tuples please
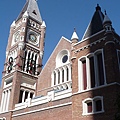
(104, 10), (107, 15)
(96, 4), (101, 11)
(74, 28), (76, 32)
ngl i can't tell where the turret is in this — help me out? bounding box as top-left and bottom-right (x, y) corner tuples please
(103, 11), (113, 33)
(71, 28), (79, 45)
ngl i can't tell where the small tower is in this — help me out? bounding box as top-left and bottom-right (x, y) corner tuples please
(71, 28), (79, 62)
(0, 0), (46, 112)
(71, 28), (79, 45)
(103, 11), (113, 33)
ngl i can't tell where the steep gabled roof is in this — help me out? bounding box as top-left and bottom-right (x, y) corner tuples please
(16, 0), (42, 23)
(82, 4), (104, 39)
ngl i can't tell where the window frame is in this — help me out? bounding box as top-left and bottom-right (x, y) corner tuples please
(82, 96), (104, 115)
(78, 49), (106, 92)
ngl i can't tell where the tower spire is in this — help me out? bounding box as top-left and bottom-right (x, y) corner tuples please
(16, 0), (42, 23)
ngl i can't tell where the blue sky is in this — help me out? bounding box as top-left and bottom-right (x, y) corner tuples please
(0, 0), (120, 80)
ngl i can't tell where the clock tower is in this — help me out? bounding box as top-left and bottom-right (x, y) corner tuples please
(0, 0), (46, 112)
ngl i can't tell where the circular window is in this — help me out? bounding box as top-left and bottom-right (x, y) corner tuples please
(62, 55), (68, 63)
(56, 50), (69, 67)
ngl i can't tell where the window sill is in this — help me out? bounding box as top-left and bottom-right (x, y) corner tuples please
(82, 110), (104, 116)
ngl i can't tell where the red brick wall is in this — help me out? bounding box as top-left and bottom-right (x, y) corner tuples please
(12, 103), (72, 120)
(37, 38), (71, 96)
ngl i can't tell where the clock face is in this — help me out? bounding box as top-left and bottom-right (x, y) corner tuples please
(29, 34), (37, 43)
(27, 30), (40, 46)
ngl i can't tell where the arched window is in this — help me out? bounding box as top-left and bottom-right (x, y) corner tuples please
(62, 68), (64, 82)
(58, 70), (60, 84)
(66, 66), (69, 81)
(56, 50), (69, 68)
(78, 49), (106, 91)
(82, 96), (104, 115)
(54, 71), (56, 85)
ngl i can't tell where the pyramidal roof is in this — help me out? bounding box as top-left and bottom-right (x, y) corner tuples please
(82, 4), (104, 39)
(16, 0), (42, 23)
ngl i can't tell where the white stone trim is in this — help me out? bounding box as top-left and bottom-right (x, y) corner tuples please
(5, 89), (11, 111)
(73, 82), (118, 96)
(74, 36), (106, 53)
(0, 92), (5, 112)
(0, 88), (11, 112)
(56, 49), (70, 68)
(13, 102), (72, 117)
(0, 117), (6, 120)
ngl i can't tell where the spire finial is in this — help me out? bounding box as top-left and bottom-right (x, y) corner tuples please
(104, 10), (107, 15)
(96, 4), (101, 11)
(74, 28), (76, 32)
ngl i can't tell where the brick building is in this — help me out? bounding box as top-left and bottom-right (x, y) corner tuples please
(0, 0), (120, 120)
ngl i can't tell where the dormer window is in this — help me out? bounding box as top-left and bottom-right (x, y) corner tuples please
(32, 10), (37, 15)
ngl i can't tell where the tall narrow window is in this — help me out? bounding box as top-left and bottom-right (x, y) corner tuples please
(24, 91), (29, 102)
(29, 53), (34, 74)
(62, 68), (64, 82)
(30, 93), (34, 99)
(19, 90), (23, 103)
(87, 102), (92, 113)
(33, 54), (37, 75)
(26, 52), (31, 73)
(97, 53), (104, 85)
(95, 100), (102, 112)
(22, 51), (27, 71)
(54, 72), (56, 85)
(82, 60), (87, 90)
(66, 67), (69, 81)
(58, 70), (60, 84)
(117, 51), (120, 70)
(89, 57), (95, 88)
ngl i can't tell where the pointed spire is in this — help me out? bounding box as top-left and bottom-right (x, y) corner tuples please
(82, 4), (104, 39)
(11, 21), (16, 27)
(103, 11), (112, 25)
(16, 0), (42, 23)
(41, 21), (46, 28)
(71, 28), (79, 43)
(23, 11), (28, 18)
